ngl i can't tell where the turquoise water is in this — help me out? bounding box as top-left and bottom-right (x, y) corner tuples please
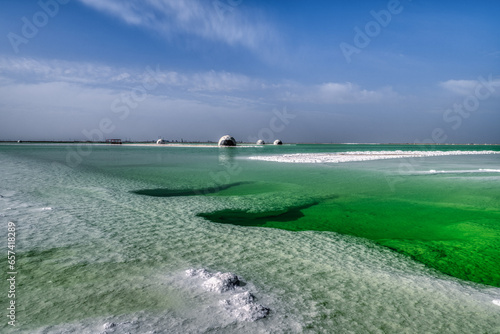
(1, 143), (499, 333)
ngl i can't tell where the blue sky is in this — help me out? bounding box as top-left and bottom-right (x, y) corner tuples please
(1, 0), (499, 143)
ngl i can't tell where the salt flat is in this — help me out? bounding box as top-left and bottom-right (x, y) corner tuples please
(248, 150), (500, 163)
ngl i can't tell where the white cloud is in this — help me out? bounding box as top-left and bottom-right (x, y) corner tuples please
(440, 79), (478, 95)
(317, 82), (397, 104)
(0, 56), (412, 142)
(77, 0), (278, 53)
(188, 70), (259, 92)
(0, 78), (270, 141)
(1, 56), (404, 107)
(281, 82), (399, 105)
(0, 56), (260, 92)
(439, 77), (500, 96)
(0, 57), (122, 85)
(0, 56), (272, 140)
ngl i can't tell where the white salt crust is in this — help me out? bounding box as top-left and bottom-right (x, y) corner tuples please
(248, 150), (500, 163)
(185, 268), (270, 321)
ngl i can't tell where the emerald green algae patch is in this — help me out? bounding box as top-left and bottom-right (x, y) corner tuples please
(199, 196), (500, 287)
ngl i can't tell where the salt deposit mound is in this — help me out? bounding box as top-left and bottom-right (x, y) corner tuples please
(220, 291), (270, 322)
(203, 272), (240, 293)
(186, 268), (270, 321)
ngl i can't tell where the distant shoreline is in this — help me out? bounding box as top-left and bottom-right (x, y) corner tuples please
(1, 141), (499, 146)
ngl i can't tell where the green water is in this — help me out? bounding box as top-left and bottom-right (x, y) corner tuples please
(122, 144), (500, 287)
(194, 147), (500, 287)
(199, 195), (500, 287)
(1, 143), (500, 333)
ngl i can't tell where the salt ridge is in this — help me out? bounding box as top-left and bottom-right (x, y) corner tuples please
(424, 169), (500, 174)
(248, 150), (500, 163)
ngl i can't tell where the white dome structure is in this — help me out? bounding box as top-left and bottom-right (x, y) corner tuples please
(256, 140), (265, 145)
(218, 135), (237, 146)
(273, 139), (283, 145)
(156, 139), (165, 144)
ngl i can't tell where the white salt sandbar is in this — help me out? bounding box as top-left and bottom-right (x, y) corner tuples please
(248, 150), (500, 164)
(424, 169), (500, 174)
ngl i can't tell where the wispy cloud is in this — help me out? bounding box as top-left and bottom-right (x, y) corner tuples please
(316, 82), (398, 104)
(0, 57), (124, 85)
(0, 56), (261, 92)
(0, 55), (411, 139)
(440, 79), (479, 95)
(0, 56), (272, 141)
(77, 0), (278, 53)
(279, 82), (399, 105)
(439, 78), (500, 96)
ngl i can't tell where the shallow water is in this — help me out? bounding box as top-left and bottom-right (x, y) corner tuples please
(1, 143), (499, 333)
